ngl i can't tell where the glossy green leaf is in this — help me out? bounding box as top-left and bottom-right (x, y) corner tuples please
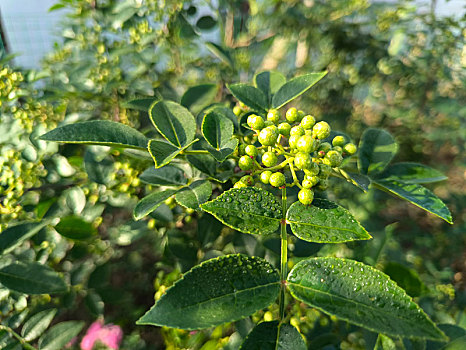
(287, 257), (447, 340)
(0, 221), (48, 255)
(358, 128), (398, 175)
(137, 254), (280, 329)
(134, 189), (178, 220)
(197, 214), (223, 248)
(240, 321), (306, 350)
(384, 262), (425, 297)
(21, 309), (57, 342)
(122, 97), (159, 112)
(206, 105), (239, 131)
(175, 180), (212, 210)
(196, 15), (217, 30)
(378, 162), (447, 184)
(39, 121), (148, 150)
(139, 165), (187, 186)
(227, 84), (268, 112)
(375, 334), (397, 350)
(0, 262), (68, 294)
(202, 111), (234, 150)
(286, 199), (371, 243)
(38, 321), (85, 350)
(374, 179), (452, 224)
(334, 168), (371, 192)
(271, 72), (327, 109)
(149, 100), (196, 147)
(148, 138), (198, 168)
(205, 138), (239, 162)
(181, 84), (217, 115)
(54, 216), (97, 240)
(254, 71), (287, 107)
(201, 187), (282, 235)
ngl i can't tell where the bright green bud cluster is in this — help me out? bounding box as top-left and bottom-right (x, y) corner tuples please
(267, 109), (280, 124)
(312, 121), (331, 140)
(247, 114), (265, 130)
(258, 126), (278, 146)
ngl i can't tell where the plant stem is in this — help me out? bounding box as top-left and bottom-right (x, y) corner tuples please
(279, 186), (288, 321)
(0, 325), (37, 350)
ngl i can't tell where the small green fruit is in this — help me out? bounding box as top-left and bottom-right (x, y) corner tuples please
(233, 106), (242, 116)
(333, 146), (343, 153)
(317, 142), (331, 157)
(294, 152), (312, 170)
(288, 135), (299, 149)
(245, 145), (258, 157)
(332, 135), (346, 147)
(301, 115), (316, 129)
(296, 135), (316, 154)
(258, 127), (278, 146)
(262, 151), (278, 167)
(269, 172), (286, 187)
(303, 161), (320, 176)
(297, 110), (306, 122)
(290, 125), (305, 137)
(260, 170), (272, 184)
(298, 188), (314, 205)
(305, 175), (320, 187)
(285, 107), (298, 123)
(316, 179), (329, 191)
(240, 175), (254, 186)
(247, 114), (265, 130)
(312, 121), (331, 140)
(324, 150), (343, 167)
(278, 122), (291, 136)
(234, 181), (247, 189)
(343, 143), (357, 155)
(238, 155), (254, 171)
(318, 163), (331, 178)
(267, 109), (280, 124)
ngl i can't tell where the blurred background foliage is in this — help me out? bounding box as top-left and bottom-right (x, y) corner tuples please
(0, 0), (464, 349)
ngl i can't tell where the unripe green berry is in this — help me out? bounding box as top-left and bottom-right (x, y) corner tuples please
(260, 170), (272, 184)
(294, 152), (312, 170)
(290, 125), (305, 137)
(343, 143), (357, 155)
(298, 188), (314, 205)
(305, 175), (320, 187)
(318, 163), (331, 178)
(303, 161), (320, 176)
(312, 121), (331, 140)
(285, 107), (298, 123)
(302, 179), (313, 189)
(296, 135), (316, 154)
(297, 110), (306, 122)
(245, 145), (258, 157)
(240, 175), (254, 186)
(234, 181), (248, 189)
(247, 114), (265, 130)
(333, 146), (343, 153)
(238, 155), (254, 171)
(317, 142), (331, 157)
(324, 150), (343, 167)
(269, 172), (286, 187)
(316, 179), (329, 191)
(332, 135), (346, 147)
(262, 151), (278, 167)
(267, 109), (280, 124)
(278, 122), (291, 136)
(233, 106), (242, 116)
(258, 127), (278, 146)
(238, 144), (247, 155)
(301, 115), (316, 129)
(288, 135), (299, 149)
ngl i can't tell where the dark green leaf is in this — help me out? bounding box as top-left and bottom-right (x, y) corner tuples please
(85, 291), (104, 316)
(240, 321), (306, 350)
(201, 187), (282, 235)
(181, 84), (218, 116)
(286, 199), (371, 243)
(38, 321), (84, 350)
(134, 189), (178, 220)
(139, 165), (187, 186)
(202, 111), (234, 150)
(334, 168), (371, 192)
(384, 262), (425, 297)
(0, 221), (48, 255)
(205, 42), (233, 67)
(186, 154), (234, 182)
(39, 121), (148, 150)
(254, 71), (287, 107)
(227, 84), (268, 112)
(375, 334), (397, 350)
(287, 257), (447, 340)
(358, 128), (398, 175)
(204, 138), (239, 162)
(378, 163), (447, 184)
(122, 97), (159, 112)
(205, 105), (239, 131)
(427, 325), (466, 350)
(21, 309), (57, 342)
(271, 72), (327, 109)
(0, 262), (68, 294)
(148, 138), (198, 168)
(149, 100), (196, 147)
(175, 180), (212, 210)
(374, 179), (452, 224)
(137, 254), (280, 329)
(54, 216), (97, 240)
(198, 214), (223, 248)
(196, 16), (217, 30)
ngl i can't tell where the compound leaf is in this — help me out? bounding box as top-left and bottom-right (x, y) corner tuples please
(287, 257), (447, 341)
(148, 138), (197, 168)
(137, 254), (280, 329)
(358, 128), (398, 175)
(39, 120), (148, 150)
(286, 199), (371, 243)
(227, 84), (268, 112)
(201, 187), (282, 235)
(202, 111), (234, 150)
(239, 321), (306, 350)
(254, 71), (287, 107)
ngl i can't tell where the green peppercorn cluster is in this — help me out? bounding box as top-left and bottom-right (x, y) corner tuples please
(234, 107), (357, 205)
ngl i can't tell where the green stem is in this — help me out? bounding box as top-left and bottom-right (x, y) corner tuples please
(279, 186), (288, 321)
(0, 325), (37, 350)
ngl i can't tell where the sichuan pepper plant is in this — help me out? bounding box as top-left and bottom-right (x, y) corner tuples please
(36, 71), (453, 348)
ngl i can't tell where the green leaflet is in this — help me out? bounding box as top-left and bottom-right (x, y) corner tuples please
(175, 180), (212, 210)
(0, 221), (48, 255)
(133, 189), (178, 220)
(0, 262), (68, 295)
(201, 187), (282, 235)
(202, 111), (234, 150)
(139, 165), (187, 186)
(122, 97), (159, 112)
(333, 168), (371, 192)
(54, 216), (97, 240)
(358, 128), (398, 175)
(204, 138), (239, 162)
(181, 83), (218, 115)
(287, 257), (447, 341)
(271, 72), (327, 109)
(39, 120), (148, 150)
(384, 262), (425, 298)
(374, 334), (397, 350)
(254, 71), (287, 107)
(21, 309), (57, 342)
(377, 162), (447, 184)
(137, 254), (280, 330)
(38, 321), (85, 350)
(286, 199), (371, 243)
(186, 153), (233, 183)
(239, 321), (306, 350)
(147, 138), (198, 168)
(374, 179), (452, 224)
(227, 83), (268, 112)
(149, 100), (196, 147)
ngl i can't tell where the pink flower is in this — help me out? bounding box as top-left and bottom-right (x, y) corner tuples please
(80, 320), (123, 350)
